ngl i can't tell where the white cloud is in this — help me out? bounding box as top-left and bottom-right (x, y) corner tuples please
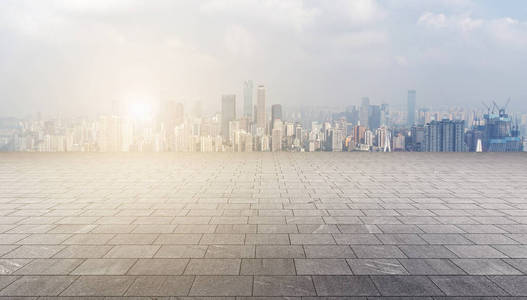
(418, 12), (482, 32)
(1, 0), (527, 115)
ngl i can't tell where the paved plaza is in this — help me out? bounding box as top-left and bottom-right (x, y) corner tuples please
(1, 152), (527, 298)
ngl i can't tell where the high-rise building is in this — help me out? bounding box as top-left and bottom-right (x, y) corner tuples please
(466, 106), (523, 152)
(271, 119), (282, 152)
(243, 80), (253, 118)
(368, 105), (381, 130)
(424, 119), (465, 152)
(359, 97), (370, 127)
(256, 85), (266, 133)
(410, 125), (425, 151)
(407, 90), (416, 126)
(221, 95), (236, 141)
(271, 104), (282, 130)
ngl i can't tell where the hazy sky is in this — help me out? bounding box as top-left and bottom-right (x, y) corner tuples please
(1, 0), (526, 117)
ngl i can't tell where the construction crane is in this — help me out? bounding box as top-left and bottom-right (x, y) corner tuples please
(493, 98), (511, 117)
(481, 101), (491, 115)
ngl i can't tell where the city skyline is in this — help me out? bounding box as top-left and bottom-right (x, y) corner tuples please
(2, 83), (525, 153)
(1, 0), (527, 116)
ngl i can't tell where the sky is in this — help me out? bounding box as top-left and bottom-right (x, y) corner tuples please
(1, 0), (526, 117)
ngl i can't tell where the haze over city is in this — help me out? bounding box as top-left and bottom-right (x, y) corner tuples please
(1, 0), (527, 117)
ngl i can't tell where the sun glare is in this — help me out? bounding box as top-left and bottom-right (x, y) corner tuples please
(127, 102), (152, 120)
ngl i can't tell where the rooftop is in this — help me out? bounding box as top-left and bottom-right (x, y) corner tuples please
(0, 152), (527, 297)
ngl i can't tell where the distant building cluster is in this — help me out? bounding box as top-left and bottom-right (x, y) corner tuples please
(1, 85), (526, 153)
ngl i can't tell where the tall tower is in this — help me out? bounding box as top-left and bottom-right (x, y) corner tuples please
(359, 97), (370, 128)
(256, 85), (266, 133)
(243, 80), (253, 118)
(271, 104), (282, 130)
(407, 90), (416, 126)
(384, 129), (391, 152)
(221, 95), (236, 140)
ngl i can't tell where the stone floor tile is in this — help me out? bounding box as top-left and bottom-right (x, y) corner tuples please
(297, 224), (340, 234)
(465, 234), (518, 245)
(376, 234), (428, 245)
(488, 275), (527, 296)
(184, 258), (241, 275)
(290, 234), (335, 245)
(103, 245), (160, 258)
(304, 245), (355, 258)
(492, 245), (527, 258)
(0, 275), (76, 296)
(125, 275), (194, 296)
(16, 234), (70, 245)
(3, 245), (65, 258)
(0, 258), (32, 274)
(132, 224), (176, 233)
(371, 275), (444, 296)
(398, 245), (457, 258)
(398, 258), (465, 275)
(154, 245), (208, 258)
(174, 224), (217, 233)
(14, 258), (83, 275)
(312, 275), (379, 296)
(0, 245), (18, 256)
(258, 224), (298, 233)
(62, 234), (114, 245)
(445, 245), (508, 258)
(200, 234), (245, 245)
(295, 258), (352, 275)
(60, 275), (135, 296)
(189, 275), (253, 296)
(451, 259), (522, 275)
(154, 233), (202, 244)
(337, 224), (382, 234)
(127, 258), (188, 275)
(215, 224), (257, 234)
(503, 258), (527, 273)
(333, 234), (381, 245)
(352, 245), (406, 258)
(70, 258), (136, 275)
(347, 259), (408, 275)
(240, 258), (295, 275)
(256, 245), (305, 258)
(205, 245), (255, 258)
(420, 234), (473, 245)
(52, 245), (112, 258)
(90, 224), (136, 234)
(253, 276), (316, 296)
(430, 276), (509, 296)
(245, 234), (290, 245)
(108, 234), (158, 245)
(377, 224), (423, 234)
(0, 275), (18, 290)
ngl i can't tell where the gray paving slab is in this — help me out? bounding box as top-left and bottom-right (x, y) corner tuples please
(60, 275), (135, 296)
(253, 275), (316, 296)
(371, 275), (444, 296)
(1, 152), (527, 297)
(312, 275), (380, 296)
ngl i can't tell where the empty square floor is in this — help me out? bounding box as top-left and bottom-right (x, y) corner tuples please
(0, 152), (527, 298)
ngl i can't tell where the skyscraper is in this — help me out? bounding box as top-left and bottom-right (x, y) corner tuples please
(271, 104), (282, 130)
(256, 85), (266, 133)
(424, 119), (465, 152)
(271, 119), (282, 152)
(407, 90), (416, 126)
(368, 105), (381, 130)
(243, 80), (253, 118)
(221, 95), (236, 141)
(359, 97), (370, 127)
